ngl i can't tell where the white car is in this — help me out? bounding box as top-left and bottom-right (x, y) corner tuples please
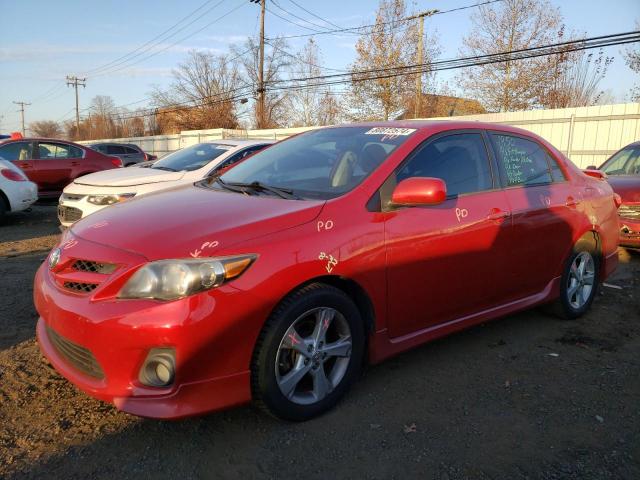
(58, 139), (274, 227)
(0, 158), (38, 220)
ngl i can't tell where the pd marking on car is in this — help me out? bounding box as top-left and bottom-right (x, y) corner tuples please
(455, 207), (469, 222)
(317, 220), (334, 232)
(190, 240), (219, 258)
(62, 239), (78, 250)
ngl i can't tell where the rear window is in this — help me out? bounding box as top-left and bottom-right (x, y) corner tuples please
(152, 143), (233, 172)
(490, 134), (552, 186)
(0, 141), (32, 161)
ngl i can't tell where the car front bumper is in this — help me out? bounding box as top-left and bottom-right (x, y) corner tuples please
(619, 217), (640, 248)
(34, 256), (266, 419)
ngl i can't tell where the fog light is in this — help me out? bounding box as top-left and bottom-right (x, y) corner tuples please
(139, 349), (175, 387)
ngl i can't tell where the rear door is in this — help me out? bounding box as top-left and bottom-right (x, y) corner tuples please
(35, 141), (84, 194)
(383, 131), (514, 338)
(123, 146), (145, 164)
(488, 132), (576, 297)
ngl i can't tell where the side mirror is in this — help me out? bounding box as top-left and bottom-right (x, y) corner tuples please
(582, 169), (607, 180)
(586, 165), (597, 170)
(391, 177), (447, 206)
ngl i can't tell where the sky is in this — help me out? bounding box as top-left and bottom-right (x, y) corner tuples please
(1, 0), (639, 133)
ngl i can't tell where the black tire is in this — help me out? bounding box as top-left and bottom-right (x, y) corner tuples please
(547, 241), (600, 319)
(251, 283), (365, 421)
(0, 193), (7, 221)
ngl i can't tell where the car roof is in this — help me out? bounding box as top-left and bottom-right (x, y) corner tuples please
(201, 139), (276, 147)
(331, 119), (540, 136)
(0, 137), (83, 145)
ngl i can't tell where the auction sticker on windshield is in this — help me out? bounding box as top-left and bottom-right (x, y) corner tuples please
(365, 127), (416, 136)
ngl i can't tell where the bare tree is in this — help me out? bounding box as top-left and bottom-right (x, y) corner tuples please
(29, 120), (62, 138)
(235, 37), (291, 128)
(459, 0), (562, 112)
(285, 38), (343, 126)
(538, 36), (614, 109)
(152, 50), (244, 131)
(624, 20), (640, 101)
(348, 0), (428, 121)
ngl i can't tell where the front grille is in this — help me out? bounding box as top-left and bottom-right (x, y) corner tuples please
(72, 260), (117, 274)
(618, 204), (640, 220)
(58, 205), (83, 223)
(46, 326), (105, 379)
(62, 193), (85, 201)
(63, 281), (98, 293)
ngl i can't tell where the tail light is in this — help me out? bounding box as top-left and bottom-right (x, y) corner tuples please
(143, 152), (149, 161)
(1, 168), (27, 181)
(110, 157), (123, 168)
(614, 193), (622, 209)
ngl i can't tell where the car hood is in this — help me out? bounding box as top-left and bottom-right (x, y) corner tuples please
(606, 176), (640, 203)
(74, 167), (185, 187)
(71, 185), (325, 260)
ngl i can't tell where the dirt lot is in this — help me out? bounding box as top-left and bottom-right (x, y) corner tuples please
(1, 205), (639, 479)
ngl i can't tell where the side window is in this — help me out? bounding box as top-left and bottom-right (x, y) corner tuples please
(548, 155), (567, 182)
(395, 133), (494, 197)
(491, 134), (552, 186)
(601, 147), (640, 175)
(38, 142), (83, 159)
(107, 145), (126, 155)
(0, 141), (33, 161)
(124, 146), (140, 154)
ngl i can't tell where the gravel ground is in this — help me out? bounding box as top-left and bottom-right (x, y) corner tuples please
(0, 207), (639, 479)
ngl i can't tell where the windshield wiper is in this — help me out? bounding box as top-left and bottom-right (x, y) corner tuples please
(214, 177), (250, 195)
(152, 166), (177, 172)
(223, 180), (301, 199)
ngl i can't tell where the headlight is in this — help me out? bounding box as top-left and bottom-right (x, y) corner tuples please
(118, 254), (257, 301)
(87, 193), (135, 205)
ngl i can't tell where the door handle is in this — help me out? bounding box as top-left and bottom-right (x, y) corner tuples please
(71, 161), (80, 166)
(487, 208), (511, 221)
(20, 162), (32, 168)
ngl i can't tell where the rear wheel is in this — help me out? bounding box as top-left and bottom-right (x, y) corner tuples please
(548, 242), (599, 319)
(251, 284), (365, 421)
(0, 193), (7, 221)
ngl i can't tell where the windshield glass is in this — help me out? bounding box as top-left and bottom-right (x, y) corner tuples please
(152, 143), (233, 172)
(601, 146), (640, 176)
(217, 126), (416, 199)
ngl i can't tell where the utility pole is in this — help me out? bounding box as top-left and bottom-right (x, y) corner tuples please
(13, 101), (31, 136)
(66, 75), (86, 138)
(406, 10), (438, 118)
(250, 0), (266, 128)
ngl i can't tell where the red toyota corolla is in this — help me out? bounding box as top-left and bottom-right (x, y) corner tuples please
(34, 122), (620, 421)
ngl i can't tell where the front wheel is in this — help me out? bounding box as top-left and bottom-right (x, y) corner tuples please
(251, 284), (365, 421)
(550, 243), (600, 319)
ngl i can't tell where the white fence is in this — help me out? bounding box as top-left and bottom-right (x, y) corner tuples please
(81, 103), (640, 167)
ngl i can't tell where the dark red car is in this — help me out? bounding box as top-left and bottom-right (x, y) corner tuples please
(0, 138), (122, 199)
(588, 141), (640, 248)
(34, 121), (619, 421)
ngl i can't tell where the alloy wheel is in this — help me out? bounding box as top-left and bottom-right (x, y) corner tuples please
(275, 307), (352, 405)
(566, 251), (595, 309)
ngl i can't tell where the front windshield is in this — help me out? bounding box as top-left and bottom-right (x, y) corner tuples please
(152, 143), (233, 172)
(218, 126), (416, 199)
(601, 146), (640, 176)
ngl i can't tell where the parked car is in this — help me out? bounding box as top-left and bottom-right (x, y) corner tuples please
(35, 121), (619, 421)
(58, 139), (274, 226)
(588, 141), (640, 248)
(88, 142), (157, 166)
(0, 158), (38, 220)
(0, 138), (122, 199)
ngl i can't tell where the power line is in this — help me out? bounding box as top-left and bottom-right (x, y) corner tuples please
(286, 0), (345, 30)
(99, 30), (639, 122)
(87, 1), (247, 78)
(267, 0), (505, 40)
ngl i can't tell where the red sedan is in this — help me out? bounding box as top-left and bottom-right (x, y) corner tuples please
(34, 122), (619, 421)
(0, 138), (122, 198)
(590, 141), (640, 248)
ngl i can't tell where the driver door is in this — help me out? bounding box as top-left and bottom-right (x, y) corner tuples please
(383, 131), (514, 338)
